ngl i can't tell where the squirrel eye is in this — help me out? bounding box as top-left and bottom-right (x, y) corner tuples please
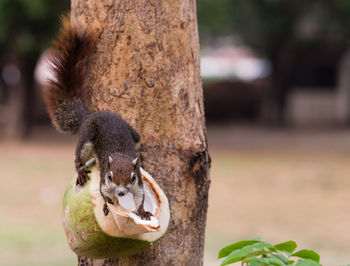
(107, 172), (113, 181)
(131, 172), (136, 183)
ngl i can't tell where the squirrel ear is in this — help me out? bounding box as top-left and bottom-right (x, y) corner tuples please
(132, 157), (138, 167)
(108, 156), (113, 167)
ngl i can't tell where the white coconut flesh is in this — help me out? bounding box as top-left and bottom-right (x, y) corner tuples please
(88, 167), (169, 240)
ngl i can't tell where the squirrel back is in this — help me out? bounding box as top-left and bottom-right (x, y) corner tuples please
(44, 17), (94, 134)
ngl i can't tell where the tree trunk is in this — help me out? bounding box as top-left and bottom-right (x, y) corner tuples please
(0, 55), (27, 138)
(71, 0), (210, 265)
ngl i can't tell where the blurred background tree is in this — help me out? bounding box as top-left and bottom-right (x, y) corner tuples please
(198, 0), (350, 124)
(0, 0), (69, 137)
(2, 0), (350, 137)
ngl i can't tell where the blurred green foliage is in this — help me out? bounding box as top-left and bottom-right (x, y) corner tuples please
(0, 0), (69, 56)
(197, 0), (350, 55)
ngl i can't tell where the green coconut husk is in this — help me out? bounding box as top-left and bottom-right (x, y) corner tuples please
(62, 166), (169, 258)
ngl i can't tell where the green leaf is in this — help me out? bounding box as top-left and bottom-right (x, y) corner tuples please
(268, 256), (288, 266)
(244, 255), (288, 266)
(291, 250), (320, 263)
(218, 239), (261, 258)
(244, 257), (271, 265)
(295, 259), (321, 266)
(270, 254), (288, 263)
(250, 261), (262, 266)
(220, 242), (273, 266)
(274, 241), (297, 253)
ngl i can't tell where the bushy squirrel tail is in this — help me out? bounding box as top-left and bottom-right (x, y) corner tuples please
(44, 16), (94, 134)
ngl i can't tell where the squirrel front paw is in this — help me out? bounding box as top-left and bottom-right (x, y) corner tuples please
(103, 198), (114, 216)
(103, 203), (109, 216)
(76, 165), (91, 186)
(138, 209), (152, 220)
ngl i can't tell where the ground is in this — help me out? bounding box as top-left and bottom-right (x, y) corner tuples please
(1, 125), (350, 265)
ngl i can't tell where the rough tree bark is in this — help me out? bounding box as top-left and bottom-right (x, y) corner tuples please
(71, 0), (210, 265)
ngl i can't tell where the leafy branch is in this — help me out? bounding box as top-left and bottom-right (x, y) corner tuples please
(218, 238), (321, 266)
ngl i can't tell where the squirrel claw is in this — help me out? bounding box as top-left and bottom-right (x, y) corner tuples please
(107, 198), (114, 205)
(138, 210), (152, 220)
(103, 198), (113, 216)
(76, 166), (91, 186)
(103, 203), (109, 216)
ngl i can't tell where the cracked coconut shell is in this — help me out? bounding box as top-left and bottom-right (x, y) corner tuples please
(62, 165), (170, 258)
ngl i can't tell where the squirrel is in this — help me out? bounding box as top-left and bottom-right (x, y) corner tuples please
(43, 17), (152, 220)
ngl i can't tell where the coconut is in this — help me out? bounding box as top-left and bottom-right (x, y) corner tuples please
(62, 162), (170, 258)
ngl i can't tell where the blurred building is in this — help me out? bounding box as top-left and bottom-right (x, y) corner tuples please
(201, 38), (350, 127)
(201, 39), (271, 123)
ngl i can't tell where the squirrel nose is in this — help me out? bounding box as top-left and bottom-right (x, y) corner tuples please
(117, 187), (127, 197)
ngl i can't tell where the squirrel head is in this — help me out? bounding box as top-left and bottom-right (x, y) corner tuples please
(101, 154), (142, 201)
